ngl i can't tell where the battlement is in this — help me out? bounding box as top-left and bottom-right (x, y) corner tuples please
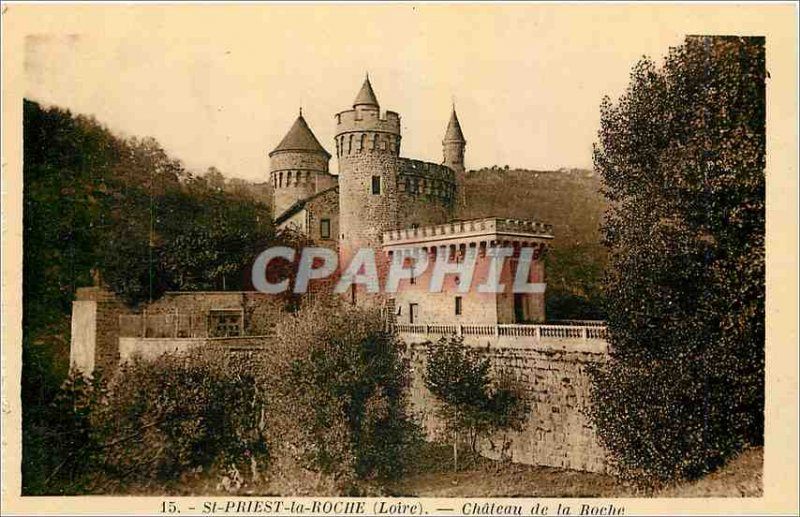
(335, 107), (401, 136)
(383, 217), (554, 246)
(397, 158), (457, 201)
(398, 158), (455, 182)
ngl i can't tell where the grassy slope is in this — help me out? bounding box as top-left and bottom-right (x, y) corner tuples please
(387, 445), (763, 498)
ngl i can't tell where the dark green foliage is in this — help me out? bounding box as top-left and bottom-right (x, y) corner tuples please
(22, 369), (106, 495)
(268, 304), (420, 488)
(92, 350), (266, 489)
(590, 36), (765, 483)
(544, 245), (606, 320)
(424, 336), (529, 462)
(22, 99), (277, 492)
(23, 99), (275, 316)
(23, 350), (266, 494)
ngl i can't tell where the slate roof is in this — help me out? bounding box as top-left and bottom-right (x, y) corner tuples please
(274, 185), (339, 226)
(270, 114), (330, 157)
(443, 108), (466, 143)
(353, 76), (379, 107)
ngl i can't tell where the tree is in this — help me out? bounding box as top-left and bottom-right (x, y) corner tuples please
(424, 336), (528, 470)
(266, 303), (419, 489)
(590, 36), (765, 483)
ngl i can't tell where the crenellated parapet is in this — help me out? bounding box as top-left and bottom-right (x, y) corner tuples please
(383, 216), (554, 246)
(334, 107), (402, 157)
(397, 158), (457, 201)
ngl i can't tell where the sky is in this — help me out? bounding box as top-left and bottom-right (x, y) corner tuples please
(18, 3), (789, 182)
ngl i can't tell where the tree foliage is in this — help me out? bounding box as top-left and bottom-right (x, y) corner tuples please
(22, 100), (278, 491)
(22, 350), (267, 495)
(590, 36), (765, 483)
(424, 336), (529, 468)
(264, 302), (420, 493)
(22, 100), (276, 379)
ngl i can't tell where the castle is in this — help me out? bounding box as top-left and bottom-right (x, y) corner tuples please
(268, 76), (553, 323)
(70, 77), (610, 473)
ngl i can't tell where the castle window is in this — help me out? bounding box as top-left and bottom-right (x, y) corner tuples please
(320, 218), (331, 239)
(278, 172), (283, 188)
(372, 176), (381, 195)
(348, 135), (353, 154)
(208, 309), (243, 338)
(373, 134), (379, 152)
(455, 296), (463, 316)
(360, 134), (366, 153)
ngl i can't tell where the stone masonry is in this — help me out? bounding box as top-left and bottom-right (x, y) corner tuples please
(406, 339), (609, 473)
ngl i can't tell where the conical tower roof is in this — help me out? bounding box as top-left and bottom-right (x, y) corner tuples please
(443, 108), (466, 143)
(353, 75), (379, 108)
(270, 112), (330, 157)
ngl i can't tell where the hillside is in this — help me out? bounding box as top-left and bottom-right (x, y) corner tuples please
(459, 167), (607, 249)
(458, 167), (609, 319)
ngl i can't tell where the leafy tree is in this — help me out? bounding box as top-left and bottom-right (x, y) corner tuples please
(22, 100), (280, 491)
(590, 36), (765, 483)
(265, 303), (419, 492)
(424, 336), (528, 470)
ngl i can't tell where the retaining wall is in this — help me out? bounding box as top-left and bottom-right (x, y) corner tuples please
(403, 336), (609, 473)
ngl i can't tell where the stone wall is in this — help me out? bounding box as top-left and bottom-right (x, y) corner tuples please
(396, 158), (456, 229)
(119, 336), (272, 362)
(270, 151), (331, 218)
(305, 188), (340, 249)
(337, 150), (401, 257)
(404, 338), (608, 473)
(70, 286), (132, 373)
(131, 291), (285, 336)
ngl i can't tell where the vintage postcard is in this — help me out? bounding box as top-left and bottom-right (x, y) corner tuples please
(1, 2), (798, 516)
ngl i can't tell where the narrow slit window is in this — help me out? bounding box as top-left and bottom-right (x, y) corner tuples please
(320, 218), (331, 239)
(372, 175), (381, 195)
(455, 296), (463, 316)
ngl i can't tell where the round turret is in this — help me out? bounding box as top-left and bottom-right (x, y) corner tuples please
(269, 111), (332, 219)
(442, 107), (467, 206)
(335, 76), (403, 259)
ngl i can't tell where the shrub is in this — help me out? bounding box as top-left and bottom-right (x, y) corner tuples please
(22, 368), (106, 495)
(424, 335), (529, 469)
(264, 302), (419, 492)
(90, 349), (267, 490)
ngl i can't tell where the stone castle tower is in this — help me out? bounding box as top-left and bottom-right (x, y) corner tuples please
(269, 111), (334, 218)
(443, 107), (467, 206)
(269, 76), (467, 274)
(334, 75), (403, 260)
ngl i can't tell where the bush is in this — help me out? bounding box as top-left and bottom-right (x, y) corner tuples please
(24, 349), (267, 494)
(91, 349), (267, 490)
(264, 302), (419, 493)
(22, 369), (105, 495)
(424, 335), (528, 468)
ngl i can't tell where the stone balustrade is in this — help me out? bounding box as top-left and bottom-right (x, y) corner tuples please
(393, 322), (608, 341)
